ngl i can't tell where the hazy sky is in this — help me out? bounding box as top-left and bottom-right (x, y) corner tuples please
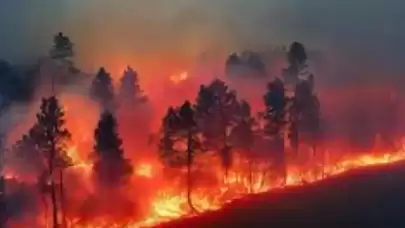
(1, 0), (405, 85)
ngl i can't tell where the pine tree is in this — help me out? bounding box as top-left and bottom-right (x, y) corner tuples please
(291, 79), (321, 155)
(158, 101), (204, 213)
(91, 67), (115, 112)
(194, 79), (240, 179)
(262, 78), (288, 183)
(229, 101), (257, 192)
(50, 32), (74, 62)
(33, 96), (71, 228)
(118, 66), (147, 107)
(284, 42), (308, 85)
(10, 127), (46, 178)
(93, 111), (133, 187)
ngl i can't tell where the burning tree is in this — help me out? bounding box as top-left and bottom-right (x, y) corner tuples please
(118, 66), (147, 107)
(289, 76), (321, 157)
(93, 111), (133, 187)
(10, 128), (46, 179)
(262, 78), (288, 183)
(158, 101), (204, 213)
(194, 79), (241, 179)
(32, 96), (72, 228)
(229, 101), (257, 192)
(91, 67), (115, 112)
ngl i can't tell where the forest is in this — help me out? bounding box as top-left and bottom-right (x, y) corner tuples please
(0, 33), (403, 228)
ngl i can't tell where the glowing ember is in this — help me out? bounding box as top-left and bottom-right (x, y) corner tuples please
(169, 71), (189, 85)
(136, 163), (153, 178)
(57, 147), (405, 228)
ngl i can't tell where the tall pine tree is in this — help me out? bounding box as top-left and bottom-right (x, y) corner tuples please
(10, 127), (46, 179)
(194, 79), (240, 179)
(33, 96), (71, 228)
(118, 66), (147, 107)
(93, 111), (133, 187)
(91, 67), (115, 112)
(229, 101), (257, 192)
(262, 78), (288, 183)
(158, 101), (204, 213)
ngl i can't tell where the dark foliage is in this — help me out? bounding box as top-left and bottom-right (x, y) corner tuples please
(287, 42), (307, 67)
(262, 78), (288, 179)
(158, 101), (203, 168)
(10, 128), (46, 178)
(93, 111), (133, 186)
(118, 66), (147, 106)
(226, 51), (266, 77)
(91, 67), (115, 111)
(50, 32), (74, 61)
(263, 78), (287, 137)
(33, 96), (72, 228)
(291, 80), (321, 152)
(194, 79), (241, 175)
(0, 60), (38, 102)
(158, 100), (204, 212)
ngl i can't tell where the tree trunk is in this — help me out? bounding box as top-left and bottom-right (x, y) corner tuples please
(50, 177), (58, 228)
(186, 130), (197, 213)
(60, 171), (66, 228)
(260, 168), (268, 189)
(275, 135), (286, 186)
(42, 195), (49, 228)
(248, 159), (253, 193)
(49, 144), (59, 228)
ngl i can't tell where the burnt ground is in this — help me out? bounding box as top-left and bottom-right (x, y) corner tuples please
(156, 161), (405, 228)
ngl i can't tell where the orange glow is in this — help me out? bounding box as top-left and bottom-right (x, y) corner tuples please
(4, 60), (405, 228)
(31, 144), (405, 228)
(136, 163), (153, 178)
(169, 71), (189, 85)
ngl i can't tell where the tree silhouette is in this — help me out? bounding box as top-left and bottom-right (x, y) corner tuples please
(229, 101), (257, 192)
(49, 32), (78, 76)
(284, 42), (308, 84)
(288, 42), (307, 69)
(158, 101), (204, 213)
(91, 67), (115, 112)
(93, 111), (133, 187)
(195, 79), (240, 179)
(262, 78), (288, 183)
(291, 79), (321, 154)
(50, 32), (74, 62)
(33, 96), (71, 228)
(118, 66), (147, 107)
(0, 98), (9, 228)
(10, 128), (46, 179)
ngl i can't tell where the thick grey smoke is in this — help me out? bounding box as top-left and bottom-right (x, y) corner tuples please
(1, 0), (404, 86)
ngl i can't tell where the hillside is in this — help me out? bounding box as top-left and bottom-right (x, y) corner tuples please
(157, 161), (405, 228)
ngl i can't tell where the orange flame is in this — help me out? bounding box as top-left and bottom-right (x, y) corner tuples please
(169, 71), (189, 85)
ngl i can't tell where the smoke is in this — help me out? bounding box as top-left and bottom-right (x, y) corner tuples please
(1, 1), (405, 226)
(1, 1), (404, 85)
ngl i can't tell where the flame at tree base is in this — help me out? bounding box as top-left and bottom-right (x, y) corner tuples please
(31, 144), (404, 228)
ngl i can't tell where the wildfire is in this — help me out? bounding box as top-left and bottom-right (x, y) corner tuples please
(136, 163), (153, 178)
(51, 145), (405, 228)
(169, 71), (189, 85)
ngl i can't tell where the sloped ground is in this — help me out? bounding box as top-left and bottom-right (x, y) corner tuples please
(157, 161), (405, 228)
